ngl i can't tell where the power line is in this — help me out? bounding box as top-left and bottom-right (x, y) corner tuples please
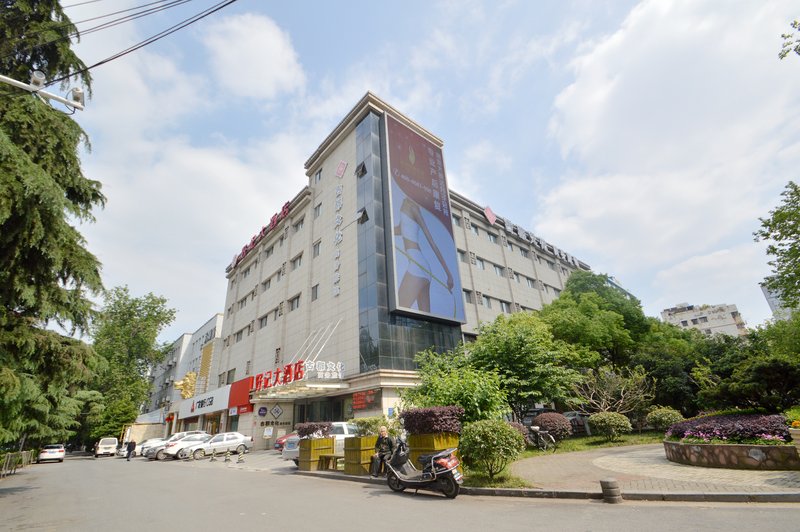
(46, 0), (239, 87)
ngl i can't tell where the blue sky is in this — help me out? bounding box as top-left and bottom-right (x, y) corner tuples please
(55, 0), (800, 342)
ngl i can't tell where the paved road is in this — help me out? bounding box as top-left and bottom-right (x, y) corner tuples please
(1, 452), (797, 531)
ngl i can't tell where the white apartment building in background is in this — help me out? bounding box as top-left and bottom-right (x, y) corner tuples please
(760, 280), (794, 320)
(151, 93), (592, 448)
(661, 302), (747, 337)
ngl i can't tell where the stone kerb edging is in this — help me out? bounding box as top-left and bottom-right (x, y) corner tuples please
(663, 440), (800, 470)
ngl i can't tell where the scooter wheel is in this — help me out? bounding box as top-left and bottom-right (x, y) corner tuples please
(387, 472), (405, 492)
(440, 475), (459, 499)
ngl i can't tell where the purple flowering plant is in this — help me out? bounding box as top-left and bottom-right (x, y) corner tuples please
(665, 414), (790, 445)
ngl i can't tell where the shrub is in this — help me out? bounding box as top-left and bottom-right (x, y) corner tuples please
(530, 412), (572, 441)
(295, 422), (332, 438)
(399, 406), (464, 435)
(783, 406), (800, 426)
(646, 407), (685, 431)
(507, 421), (528, 440)
(665, 414), (790, 444)
(459, 419), (525, 480)
(588, 412), (632, 442)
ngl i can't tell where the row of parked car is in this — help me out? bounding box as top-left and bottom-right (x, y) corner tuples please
(129, 431), (254, 461)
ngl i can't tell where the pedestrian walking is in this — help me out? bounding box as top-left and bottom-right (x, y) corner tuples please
(126, 440), (136, 461)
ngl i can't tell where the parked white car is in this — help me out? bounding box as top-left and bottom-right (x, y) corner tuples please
(38, 444), (65, 463)
(282, 422), (357, 465)
(163, 433), (213, 459)
(145, 431), (208, 460)
(94, 437), (118, 458)
(185, 432), (253, 460)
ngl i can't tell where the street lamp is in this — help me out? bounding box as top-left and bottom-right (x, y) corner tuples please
(0, 71), (85, 111)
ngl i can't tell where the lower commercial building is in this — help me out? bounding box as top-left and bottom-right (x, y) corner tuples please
(160, 93), (590, 448)
(661, 302), (747, 337)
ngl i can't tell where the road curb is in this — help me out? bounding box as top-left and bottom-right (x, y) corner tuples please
(294, 470), (800, 503)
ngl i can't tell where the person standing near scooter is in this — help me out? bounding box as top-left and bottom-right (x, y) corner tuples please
(370, 426), (395, 477)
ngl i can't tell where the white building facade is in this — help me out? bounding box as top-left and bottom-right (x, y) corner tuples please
(661, 302), (747, 337)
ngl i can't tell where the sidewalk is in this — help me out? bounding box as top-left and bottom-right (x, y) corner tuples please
(186, 444), (800, 503)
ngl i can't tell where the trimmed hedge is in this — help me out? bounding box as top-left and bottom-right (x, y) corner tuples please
(646, 407), (684, 431)
(400, 406), (464, 435)
(666, 414), (790, 443)
(588, 412), (632, 442)
(530, 412), (572, 441)
(460, 419), (525, 480)
(507, 421), (528, 440)
(295, 422), (332, 438)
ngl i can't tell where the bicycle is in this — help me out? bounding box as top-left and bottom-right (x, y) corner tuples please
(527, 425), (556, 452)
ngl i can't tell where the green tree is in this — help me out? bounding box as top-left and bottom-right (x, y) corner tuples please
(754, 181), (800, 310)
(779, 20), (800, 60)
(468, 312), (596, 421)
(570, 366), (654, 415)
(0, 1), (102, 447)
(562, 271), (649, 346)
(539, 292), (634, 368)
(400, 347), (508, 423)
(87, 287), (175, 438)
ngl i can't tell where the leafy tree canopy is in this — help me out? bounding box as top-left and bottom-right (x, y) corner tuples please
(400, 347), (508, 423)
(468, 312), (597, 421)
(754, 181), (800, 310)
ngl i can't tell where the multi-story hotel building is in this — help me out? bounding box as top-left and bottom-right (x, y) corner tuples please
(162, 93), (589, 448)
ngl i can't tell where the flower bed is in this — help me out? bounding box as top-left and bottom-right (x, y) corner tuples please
(663, 413), (800, 470)
(663, 440), (800, 470)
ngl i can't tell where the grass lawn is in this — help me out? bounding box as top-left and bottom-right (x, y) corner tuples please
(463, 430), (665, 488)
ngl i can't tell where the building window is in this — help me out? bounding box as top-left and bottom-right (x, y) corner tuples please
(314, 203), (322, 219)
(463, 290), (474, 304)
(259, 315), (268, 328)
(514, 272), (521, 283)
(554, 288), (561, 296)
(262, 278), (271, 292)
(546, 260), (556, 270)
(241, 265), (250, 279)
(500, 300), (511, 313)
(471, 223), (479, 236)
(507, 241), (513, 252)
(245, 361), (251, 375)
(452, 214), (462, 227)
(475, 257), (485, 270)
(314, 169), (322, 183)
(278, 235), (284, 247)
(494, 264), (504, 276)
(293, 218), (304, 233)
(487, 233), (498, 244)
(482, 295), (492, 309)
(265, 245), (273, 259)
(237, 297), (247, 310)
(313, 240), (321, 258)
(680, 320), (688, 326)
(275, 269), (282, 282)
(520, 248), (529, 258)
(691, 318), (699, 325)
(289, 295), (300, 311)
(311, 284), (319, 301)
(272, 307), (280, 320)
(699, 316), (708, 323)
(234, 330), (244, 343)
(226, 369), (236, 384)
(458, 249), (467, 263)
(291, 254), (303, 271)
(218, 373), (225, 386)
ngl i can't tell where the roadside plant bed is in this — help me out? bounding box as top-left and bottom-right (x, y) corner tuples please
(663, 413), (800, 470)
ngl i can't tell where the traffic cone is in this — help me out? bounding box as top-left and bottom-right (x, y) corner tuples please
(237, 451), (244, 463)
(210, 449), (217, 462)
(224, 450), (231, 462)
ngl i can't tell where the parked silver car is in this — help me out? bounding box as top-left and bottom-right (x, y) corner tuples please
(184, 432), (253, 460)
(145, 431), (207, 460)
(164, 433), (213, 459)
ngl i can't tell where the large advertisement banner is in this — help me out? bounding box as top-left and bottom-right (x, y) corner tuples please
(385, 114), (465, 323)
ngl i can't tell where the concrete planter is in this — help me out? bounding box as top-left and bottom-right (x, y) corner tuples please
(343, 435), (377, 476)
(298, 437), (334, 471)
(663, 440), (800, 470)
(789, 427), (800, 449)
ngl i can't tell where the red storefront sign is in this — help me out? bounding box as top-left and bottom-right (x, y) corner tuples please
(352, 389), (379, 411)
(253, 360), (306, 392)
(228, 201), (291, 270)
(228, 376), (254, 412)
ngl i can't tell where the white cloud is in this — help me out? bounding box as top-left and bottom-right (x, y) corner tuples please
(536, 0), (800, 326)
(201, 14), (306, 101)
(448, 140), (512, 201)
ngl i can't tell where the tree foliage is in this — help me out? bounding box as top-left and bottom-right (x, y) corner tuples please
(779, 20), (800, 60)
(754, 181), (800, 310)
(400, 347), (508, 423)
(468, 312), (595, 421)
(570, 366), (654, 415)
(0, 1), (102, 447)
(459, 419), (525, 480)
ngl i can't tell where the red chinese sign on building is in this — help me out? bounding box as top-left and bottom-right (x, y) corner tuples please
(253, 360), (306, 392)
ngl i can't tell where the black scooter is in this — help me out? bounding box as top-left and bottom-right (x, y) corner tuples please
(384, 435), (463, 499)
